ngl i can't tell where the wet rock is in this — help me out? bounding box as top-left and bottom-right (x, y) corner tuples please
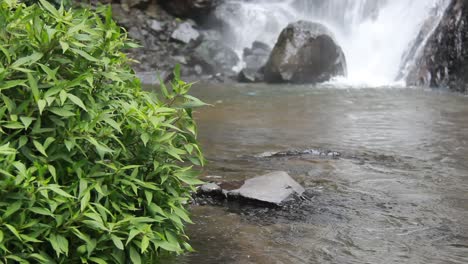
(238, 68), (264, 83)
(264, 20), (347, 84)
(121, 0), (149, 9)
(148, 19), (163, 32)
(254, 149), (341, 159)
(200, 183), (222, 193)
(228, 171), (305, 205)
(159, 0), (219, 19)
(406, 0), (468, 93)
(243, 41), (271, 70)
(238, 41), (271, 83)
(171, 22), (200, 44)
(191, 39), (239, 74)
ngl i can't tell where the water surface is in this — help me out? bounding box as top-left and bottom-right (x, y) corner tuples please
(168, 83), (468, 264)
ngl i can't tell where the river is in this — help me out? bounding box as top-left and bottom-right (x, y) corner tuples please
(162, 83), (468, 264)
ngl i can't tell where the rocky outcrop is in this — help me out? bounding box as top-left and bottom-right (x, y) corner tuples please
(406, 0), (468, 93)
(264, 20), (347, 84)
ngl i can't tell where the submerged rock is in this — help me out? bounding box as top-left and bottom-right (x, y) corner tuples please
(264, 20), (347, 84)
(406, 0), (468, 93)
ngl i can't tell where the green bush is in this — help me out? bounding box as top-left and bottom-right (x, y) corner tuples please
(0, 0), (204, 263)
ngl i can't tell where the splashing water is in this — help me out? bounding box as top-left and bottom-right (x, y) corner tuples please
(216, 0), (451, 86)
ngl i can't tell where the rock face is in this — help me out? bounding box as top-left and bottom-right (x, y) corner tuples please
(406, 0), (468, 93)
(264, 20), (347, 84)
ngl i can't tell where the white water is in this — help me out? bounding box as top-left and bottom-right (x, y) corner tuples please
(217, 0), (450, 86)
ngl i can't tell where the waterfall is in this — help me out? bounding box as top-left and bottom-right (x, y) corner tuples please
(215, 0), (451, 86)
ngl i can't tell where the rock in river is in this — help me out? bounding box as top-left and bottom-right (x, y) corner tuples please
(198, 172), (305, 206)
(228, 171), (305, 205)
(264, 20), (347, 84)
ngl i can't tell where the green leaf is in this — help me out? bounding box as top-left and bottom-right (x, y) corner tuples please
(27, 72), (40, 102)
(126, 229), (140, 246)
(111, 235), (124, 250)
(0, 80), (26, 90)
(102, 116), (121, 133)
(3, 121), (24, 129)
(11, 52), (43, 68)
(33, 140), (48, 157)
(59, 41), (69, 53)
(81, 191), (90, 212)
(5, 224), (22, 241)
(56, 234), (69, 256)
(4, 201), (22, 218)
(140, 133), (150, 147)
(70, 48), (98, 62)
(141, 236), (150, 253)
(48, 234), (62, 257)
(174, 171), (204, 185)
(38, 99), (47, 115)
(0, 143), (16, 155)
(0, 230), (3, 243)
(39, 0), (60, 17)
(89, 257), (108, 264)
(0, 44), (11, 64)
(67, 93), (88, 112)
(20, 116), (35, 129)
(129, 247), (141, 264)
(171, 206), (193, 224)
(49, 107), (75, 117)
(48, 164), (57, 182)
(29, 207), (54, 216)
(42, 185), (74, 198)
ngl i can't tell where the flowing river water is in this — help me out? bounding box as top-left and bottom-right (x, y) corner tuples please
(161, 83), (468, 264)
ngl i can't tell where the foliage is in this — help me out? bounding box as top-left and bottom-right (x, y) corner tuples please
(0, 0), (205, 263)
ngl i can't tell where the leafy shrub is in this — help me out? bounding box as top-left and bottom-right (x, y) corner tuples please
(0, 0), (204, 263)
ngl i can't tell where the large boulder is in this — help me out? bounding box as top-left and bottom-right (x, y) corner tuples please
(159, 0), (218, 19)
(406, 0), (468, 93)
(264, 20), (347, 84)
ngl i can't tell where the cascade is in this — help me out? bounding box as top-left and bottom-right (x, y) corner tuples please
(216, 0), (451, 85)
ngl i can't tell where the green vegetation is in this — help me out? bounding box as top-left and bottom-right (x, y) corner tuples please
(0, 0), (204, 263)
